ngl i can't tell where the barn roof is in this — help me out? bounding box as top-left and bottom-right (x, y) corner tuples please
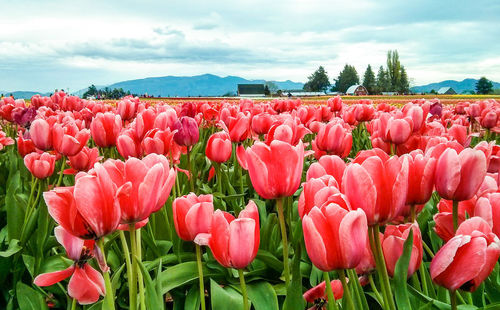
(437, 87), (454, 94)
(346, 85), (362, 94)
(238, 84), (265, 95)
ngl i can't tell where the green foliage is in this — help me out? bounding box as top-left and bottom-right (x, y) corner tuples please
(303, 66), (331, 92)
(362, 64), (377, 95)
(476, 77), (494, 94)
(376, 65), (392, 94)
(82, 84), (131, 99)
(387, 50), (401, 91)
(334, 64), (360, 93)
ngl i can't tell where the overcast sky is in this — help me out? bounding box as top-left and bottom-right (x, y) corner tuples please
(1, 0), (499, 92)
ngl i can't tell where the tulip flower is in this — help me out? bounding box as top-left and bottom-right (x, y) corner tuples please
(298, 175), (340, 218)
(117, 98), (138, 121)
(154, 109), (178, 130)
(173, 116), (199, 147)
(173, 193), (214, 241)
(17, 133), (36, 157)
(90, 112), (122, 147)
(306, 155), (346, 186)
(65, 147), (101, 174)
(327, 95), (343, 113)
(304, 279), (344, 310)
(433, 198), (476, 242)
(30, 118), (53, 150)
(264, 118), (311, 146)
(116, 129), (142, 159)
(381, 223), (423, 278)
(430, 217), (500, 293)
(52, 121), (90, 156)
(206, 132), (232, 163)
(34, 226), (105, 305)
(24, 152), (56, 179)
(224, 112), (251, 143)
(246, 140), (304, 200)
(313, 121), (352, 158)
(475, 193), (500, 238)
(251, 113), (274, 135)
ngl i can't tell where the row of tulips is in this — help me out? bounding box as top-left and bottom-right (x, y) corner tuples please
(0, 91), (499, 310)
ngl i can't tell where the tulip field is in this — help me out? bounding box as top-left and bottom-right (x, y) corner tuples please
(1, 92), (500, 310)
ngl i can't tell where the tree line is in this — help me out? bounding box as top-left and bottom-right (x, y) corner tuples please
(83, 85), (132, 99)
(303, 50), (410, 94)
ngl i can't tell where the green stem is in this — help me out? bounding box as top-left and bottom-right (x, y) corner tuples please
(368, 227), (389, 309)
(373, 224), (396, 310)
(136, 229), (146, 310)
(71, 298), (77, 310)
(56, 156), (66, 187)
(187, 148), (195, 192)
(419, 267), (429, 296)
(238, 269), (249, 310)
(368, 274), (384, 305)
(96, 239), (115, 310)
(276, 198), (290, 287)
(450, 290), (457, 310)
(119, 231), (135, 310)
(215, 163), (223, 194)
(422, 241), (435, 258)
(196, 245), (206, 310)
(238, 160), (244, 199)
(323, 272), (339, 310)
(129, 225), (138, 310)
(338, 269), (356, 310)
(348, 268), (367, 310)
(452, 200), (459, 232)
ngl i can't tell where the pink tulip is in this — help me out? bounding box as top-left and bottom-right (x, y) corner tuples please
(66, 147), (101, 174)
(52, 121), (90, 156)
(298, 175), (339, 218)
(173, 116), (199, 147)
(303, 279), (344, 305)
(206, 132), (232, 163)
(405, 150), (437, 206)
(24, 152), (56, 179)
(306, 155), (346, 186)
(382, 222), (423, 278)
(30, 118), (53, 150)
(475, 193), (500, 238)
(313, 121), (352, 157)
(90, 112), (122, 147)
(173, 193), (214, 241)
(195, 201), (260, 269)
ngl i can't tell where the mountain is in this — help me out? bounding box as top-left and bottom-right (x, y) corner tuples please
(79, 74), (304, 97)
(411, 78), (500, 94)
(1, 90), (51, 99)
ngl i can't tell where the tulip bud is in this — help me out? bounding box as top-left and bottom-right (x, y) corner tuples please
(173, 117), (199, 147)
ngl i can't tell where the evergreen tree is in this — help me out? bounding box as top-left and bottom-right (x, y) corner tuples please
(476, 77), (494, 94)
(376, 66), (391, 93)
(334, 64), (359, 93)
(398, 66), (410, 94)
(303, 66), (331, 92)
(387, 50), (401, 91)
(362, 65), (376, 94)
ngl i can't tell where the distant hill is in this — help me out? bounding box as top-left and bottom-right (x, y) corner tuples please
(77, 74), (304, 97)
(411, 78), (500, 94)
(1, 90), (51, 99)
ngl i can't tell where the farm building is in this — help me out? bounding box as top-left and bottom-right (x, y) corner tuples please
(437, 87), (456, 95)
(237, 84), (265, 97)
(285, 90), (325, 97)
(346, 85), (368, 96)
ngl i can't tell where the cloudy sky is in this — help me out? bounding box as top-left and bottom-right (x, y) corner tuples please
(1, 0), (499, 92)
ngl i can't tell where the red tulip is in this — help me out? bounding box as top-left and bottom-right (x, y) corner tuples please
(387, 117), (413, 145)
(405, 150), (437, 206)
(173, 193), (214, 241)
(435, 148), (487, 201)
(433, 198), (476, 242)
(381, 222), (423, 278)
(224, 112), (251, 143)
(69, 146), (101, 171)
(251, 113), (275, 135)
(30, 118), (53, 150)
(34, 226), (105, 305)
(17, 133), (36, 157)
(206, 132), (232, 163)
(24, 152), (56, 179)
(342, 154), (409, 225)
(327, 95), (343, 112)
(306, 155), (346, 186)
(132, 109), (156, 140)
(116, 128), (142, 159)
(154, 109), (178, 130)
(265, 117), (311, 146)
(246, 140), (304, 199)
(173, 116), (199, 147)
(52, 121), (90, 156)
(0, 130), (13, 150)
(298, 175), (339, 218)
(475, 193), (500, 238)
(117, 98), (138, 121)
(480, 109), (498, 129)
(195, 201), (260, 269)
(430, 217), (500, 292)
(303, 279), (344, 304)
(313, 121), (352, 157)
(90, 112), (122, 147)
(303, 203), (368, 271)
(73, 163), (121, 238)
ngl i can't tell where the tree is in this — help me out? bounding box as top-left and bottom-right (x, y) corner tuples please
(476, 77), (493, 94)
(376, 66), (391, 93)
(265, 81), (279, 94)
(303, 66), (331, 92)
(334, 64), (359, 93)
(362, 65), (376, 94)
(430, 89), (437, 94)
(264, 85), (270, 96)
(82, 84), (98, 98)
(398, 66), (410, 94)
(387, 50), (401, 91)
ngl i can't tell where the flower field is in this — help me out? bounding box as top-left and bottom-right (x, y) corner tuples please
(0, 92), (499, 310)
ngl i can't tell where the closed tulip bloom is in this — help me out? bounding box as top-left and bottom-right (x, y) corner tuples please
(116, 129), (142, 159)
(480, 109), (498, 129)
(435, 148), (487, 201)
(264, 118), (311, 146)
(475, 193), (500, 238)
(314, 121), (352, 157)
(342, 154), (409, 225)
(52, 121), (90, 156)
(30, 118), (53, 150)
(154, 109), (178, 130)
(90, 112), (122, 147)
(66, 147), (101, 174)
(17, 133), (36, 158)
(34, 227), (105, 305)
(73, 163), (121, 238)
(173, 193), (214, 241)
(173, 116), (199, 147)
(24, 152), (56, 179)
(387, 117), (413, 145)
(382, 222), (423, 278)
(405, 151), (437, 205)
(298, 175), (340, 218)
(251, 113), (274, 135)
(327, 95), (343, 112)
(246, 140), (304, 199)
(206, 132), (232, 163)
(117, 98), (138, 121)
(430, 217), (500, 292)
(195, 201), (260, 269)
(225, 112), (251, 143)
(303, 203), (368, 271)
(306, 155), (346, 186)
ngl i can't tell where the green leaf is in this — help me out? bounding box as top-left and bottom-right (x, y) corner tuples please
(137, 257), (164, 310)
(22, 254), (35, 277)
(16, 282), (48, 310)
(184, 284), (201, 310)
(408, 285), (451, 310)
(393, 228), (413, 309)
(283, 224), (305, 310)
(0, 239), (22, 257)
(6, 172), (22, 241)
(246, 281), (279, 310)
(38, 255), (73, 274)
(210, 279), (243, 310)
(111, 263), (125, 296)
(255, 250), (283, 273)
(160, 261), (223, 295)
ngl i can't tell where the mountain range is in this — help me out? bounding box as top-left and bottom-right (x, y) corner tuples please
(410, 78), (500, 94)
(3, 75), (499, 99)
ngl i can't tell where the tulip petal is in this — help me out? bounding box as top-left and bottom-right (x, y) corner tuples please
(34, 266), (75, 287)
